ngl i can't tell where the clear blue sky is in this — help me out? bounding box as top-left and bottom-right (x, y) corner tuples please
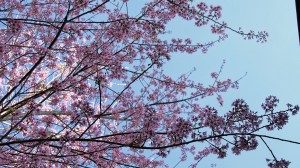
(160, 0), (300, 167)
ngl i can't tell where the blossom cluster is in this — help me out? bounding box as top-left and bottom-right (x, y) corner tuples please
(7, 19), (22, 34)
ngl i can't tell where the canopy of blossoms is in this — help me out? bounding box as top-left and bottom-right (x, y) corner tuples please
(0, 0), (298, 167)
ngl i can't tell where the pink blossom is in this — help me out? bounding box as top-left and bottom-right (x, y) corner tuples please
(217, 95), (224, 106)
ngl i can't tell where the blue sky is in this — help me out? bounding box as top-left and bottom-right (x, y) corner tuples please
(160, 0), (300, 167)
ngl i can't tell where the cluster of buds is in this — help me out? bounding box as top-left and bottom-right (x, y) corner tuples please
(74, 0), (88, 9)
(266, 158), (290, 168)
(167, 117), (192, 143)
(7, 19), (22, 34)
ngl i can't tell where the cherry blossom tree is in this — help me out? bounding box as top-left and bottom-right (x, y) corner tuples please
(0, 0), (298, 167)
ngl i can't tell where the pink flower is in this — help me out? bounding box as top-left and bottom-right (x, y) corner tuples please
(217, 95), (224, 106)
(211, 72), (218, 78)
